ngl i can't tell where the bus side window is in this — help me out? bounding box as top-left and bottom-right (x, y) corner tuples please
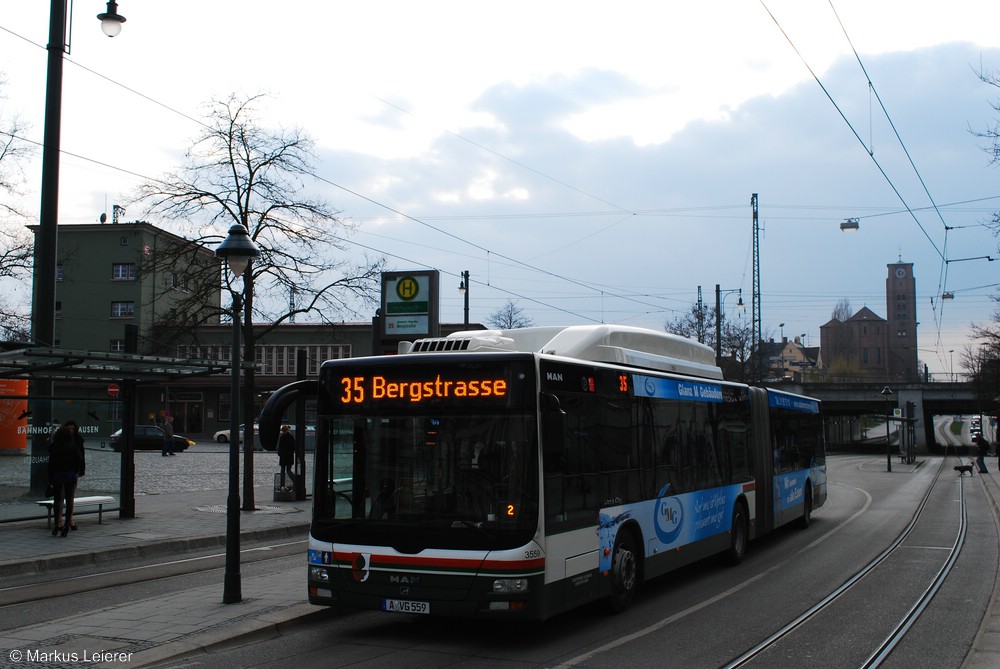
(541, 393), (565, 473)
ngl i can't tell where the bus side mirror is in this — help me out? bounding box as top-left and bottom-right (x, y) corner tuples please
(540, 393), (565, 472)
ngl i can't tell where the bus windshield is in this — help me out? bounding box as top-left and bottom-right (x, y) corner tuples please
(319, 411), (538, 551)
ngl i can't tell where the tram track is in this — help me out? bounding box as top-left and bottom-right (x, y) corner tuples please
(724, 457), (969, 669)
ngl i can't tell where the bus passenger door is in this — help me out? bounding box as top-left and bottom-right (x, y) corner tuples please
(749, 387), (775, 536)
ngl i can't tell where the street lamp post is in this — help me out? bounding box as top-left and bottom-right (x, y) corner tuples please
(881, 386), (894, 472)
(714, 284), (743, 367)
(458, 271), (470, 328)
(215, 224), (260, 605)
(29, 0), (125, 495)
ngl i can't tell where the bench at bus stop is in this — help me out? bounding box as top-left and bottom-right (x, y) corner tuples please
(36, 495), (116, 528)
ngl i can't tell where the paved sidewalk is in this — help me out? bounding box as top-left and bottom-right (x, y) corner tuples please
(0, 460), (998, 668)
(0, 485), (315, 668)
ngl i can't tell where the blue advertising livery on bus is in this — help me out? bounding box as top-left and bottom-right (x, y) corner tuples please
(258, 324), (826, 620)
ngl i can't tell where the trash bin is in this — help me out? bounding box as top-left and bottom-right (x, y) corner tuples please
(273, 473), (295, 501)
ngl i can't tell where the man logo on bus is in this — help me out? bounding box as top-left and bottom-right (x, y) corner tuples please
(654, 484), (683, 545)
(353, 553), (371, 582)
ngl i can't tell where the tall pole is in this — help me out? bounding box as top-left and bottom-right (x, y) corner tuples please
(715, 284), (722, 367)
(751, 193), (761, 381)
(882, 386), (893, 473)
(216, 223), (259, 604)
(224, 292), (243, 603)
(462, 270), (470, 328)
(27, 0), (68, 495)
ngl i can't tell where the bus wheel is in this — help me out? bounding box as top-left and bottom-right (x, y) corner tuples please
(797, 486), (812, 529)
(725, 502), (749, 565)
(609, 530), (638, 613)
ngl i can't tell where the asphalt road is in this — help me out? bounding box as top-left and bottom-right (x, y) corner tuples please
(137, 455), (998, 669)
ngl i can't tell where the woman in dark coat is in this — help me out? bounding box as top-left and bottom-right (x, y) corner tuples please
(277, 424), (296, 489)
(62, 421), (86, 530)
(48, 425), (84, 537)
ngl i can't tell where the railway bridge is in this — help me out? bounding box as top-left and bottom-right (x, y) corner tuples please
(773, 379), (993, 452)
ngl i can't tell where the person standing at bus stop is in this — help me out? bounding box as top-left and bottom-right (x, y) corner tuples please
(277, 424), (296, 490)
(161, 416), (175, 456)
(48, 425), (83, 537)
(62, 420), (86, 530)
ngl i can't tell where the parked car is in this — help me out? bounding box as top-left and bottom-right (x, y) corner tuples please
(213, 423), (258, 443)
(216, 423), (314, 449)
(109, 425), (195, 452)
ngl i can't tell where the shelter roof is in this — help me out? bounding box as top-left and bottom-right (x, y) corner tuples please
(0, 347), (233, 384)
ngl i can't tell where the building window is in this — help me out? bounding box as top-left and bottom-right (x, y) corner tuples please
(112, 263), (137, 281)
(218, 392), (231, 422)
(120, 236), (129, 246)
(111, 301), (135, 318)
(110, 339), (126, 352)
(55, 301), (62, 318)
(56, 264), (63, 281)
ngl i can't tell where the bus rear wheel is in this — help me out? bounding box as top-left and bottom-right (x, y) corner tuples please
(724, 502), (749, 565)
(797, 486), (812, 529)
(608, 530), (638, 613)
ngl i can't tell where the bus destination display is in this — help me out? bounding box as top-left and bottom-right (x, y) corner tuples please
(339, 374), (508, 405)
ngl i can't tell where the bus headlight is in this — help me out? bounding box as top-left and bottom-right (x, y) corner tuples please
(310, 566), (330, 582)
(492, 578), (528, 593)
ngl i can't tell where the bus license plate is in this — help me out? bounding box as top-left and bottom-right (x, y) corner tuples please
(382, 598), (430, 614)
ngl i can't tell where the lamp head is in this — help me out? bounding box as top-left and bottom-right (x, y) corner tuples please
(97, 1), (126, 37)
(215, 224), (260, 277)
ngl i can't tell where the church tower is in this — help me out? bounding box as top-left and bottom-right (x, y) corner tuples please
(886, 261), (918, 380)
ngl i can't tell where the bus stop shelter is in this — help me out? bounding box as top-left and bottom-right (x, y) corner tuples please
(0, 346), (232, 520)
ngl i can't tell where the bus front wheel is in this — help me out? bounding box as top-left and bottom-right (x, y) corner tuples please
(608, 530), (638, 613)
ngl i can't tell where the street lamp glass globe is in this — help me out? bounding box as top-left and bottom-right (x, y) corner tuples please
(215, 224), (261, 278)
(97, 2), (126, 37)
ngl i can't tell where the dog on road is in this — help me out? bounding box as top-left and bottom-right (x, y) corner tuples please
(954, 463), (974, 476)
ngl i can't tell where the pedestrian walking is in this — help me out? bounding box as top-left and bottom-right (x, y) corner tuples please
(975, 434), (989, 474)
(48, 425), (83, 537)
(161, 416), (175, 456)
(62, 420), (86, 530)
(277, 424), (296, 490)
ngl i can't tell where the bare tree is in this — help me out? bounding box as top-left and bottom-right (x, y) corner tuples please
(664, 303), (715, 346)
(0, 228), (33, 340)
(664, 301), (762, 381)
(486, 300), (534, 329)
(962, 65), (1000, 412)
(0, 75), (35, 337)
(831, 298), (852, 322)
(134, 93), (385, 508)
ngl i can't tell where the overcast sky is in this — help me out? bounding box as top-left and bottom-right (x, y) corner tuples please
(2, 1), (999, 377)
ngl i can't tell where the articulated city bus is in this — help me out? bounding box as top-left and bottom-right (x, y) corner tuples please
(259, 324), (826, 620)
